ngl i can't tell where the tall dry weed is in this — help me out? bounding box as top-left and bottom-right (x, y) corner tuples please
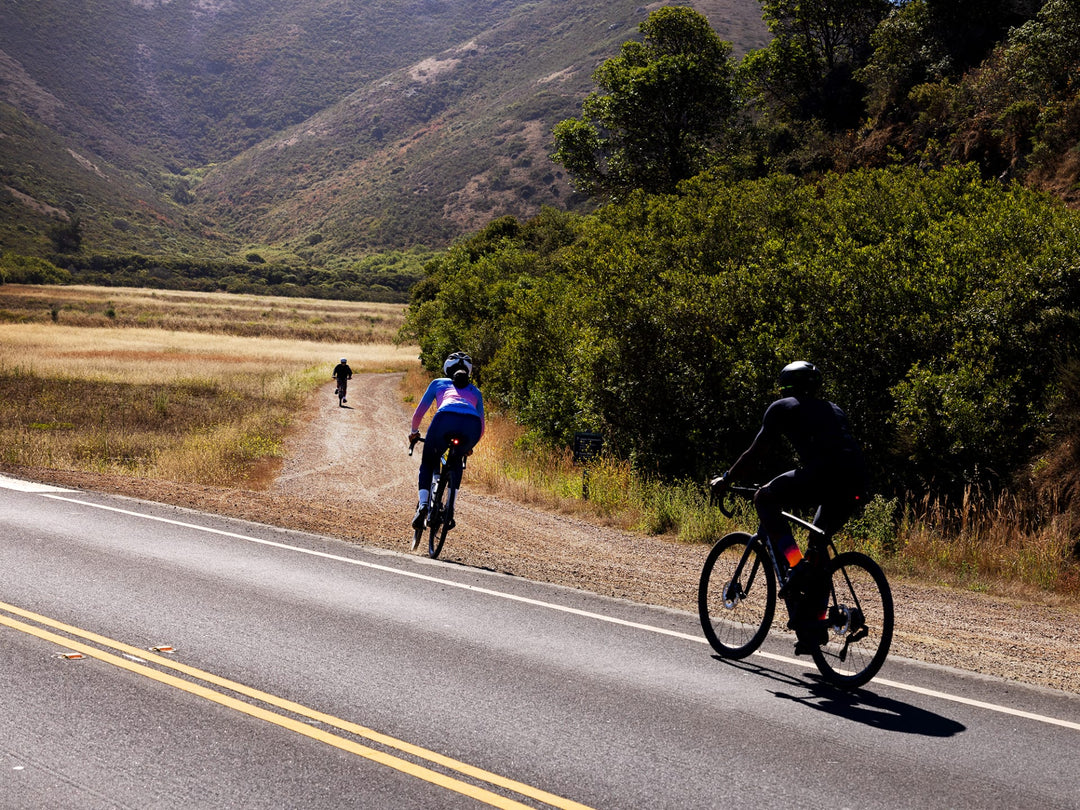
(898, 488), (1079, 595)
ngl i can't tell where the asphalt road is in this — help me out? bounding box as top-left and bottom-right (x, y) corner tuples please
(1, 473), (1078, 809)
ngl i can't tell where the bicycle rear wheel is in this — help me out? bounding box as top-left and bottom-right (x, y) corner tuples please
(810, 551), (893, 689)
(698, 532), (776, 659)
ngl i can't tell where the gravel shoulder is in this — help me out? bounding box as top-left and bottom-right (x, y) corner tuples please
(12, 372), (1080, 694)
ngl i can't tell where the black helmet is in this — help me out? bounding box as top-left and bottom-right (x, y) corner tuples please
(443, 352), (473, 385)
(778, 361), (822, 395)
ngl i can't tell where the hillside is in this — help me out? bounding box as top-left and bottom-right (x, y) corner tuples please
(0, 0), (769, 261)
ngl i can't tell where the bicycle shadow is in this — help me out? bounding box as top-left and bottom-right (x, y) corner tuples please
(713, 656), (965, 737)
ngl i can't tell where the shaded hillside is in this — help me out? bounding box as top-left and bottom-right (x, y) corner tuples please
(0, 103), (223, 257)
(195, 0), (769, 252)
(0, 0), (768, 259)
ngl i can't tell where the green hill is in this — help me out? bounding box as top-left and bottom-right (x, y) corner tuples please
(0, 0), (768, 263)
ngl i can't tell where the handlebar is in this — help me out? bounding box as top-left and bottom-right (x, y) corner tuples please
(409, 433), (472, 462)
(711, 483), (758, 518)
(709, 478), (827, 536)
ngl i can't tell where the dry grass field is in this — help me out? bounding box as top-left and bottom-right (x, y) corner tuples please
(0, 284), (403, 343)
(0, 285), (417, 486)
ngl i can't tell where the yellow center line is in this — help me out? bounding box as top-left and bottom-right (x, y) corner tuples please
(0, 601), (594, 810)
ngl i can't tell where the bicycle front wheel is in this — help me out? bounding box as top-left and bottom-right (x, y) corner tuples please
(428, 518), (449, 558)
(810, 551), (894, 689)
(698, 532), (776, 659)
(427, 477), (449, 559)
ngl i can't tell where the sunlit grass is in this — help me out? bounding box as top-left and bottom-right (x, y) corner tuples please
(0, 286), (419, 487)
(0, 284), (406, 343)
(0, 323), (416, 387)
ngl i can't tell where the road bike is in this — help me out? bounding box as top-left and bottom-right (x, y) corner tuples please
(698, 485), (893, 689)
(408, 433), (467, 559)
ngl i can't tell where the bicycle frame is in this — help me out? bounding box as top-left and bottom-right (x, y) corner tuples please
(408, 432), (468, 558)
(722, 486), (832, 588)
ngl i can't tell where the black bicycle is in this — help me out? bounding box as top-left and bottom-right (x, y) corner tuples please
(408, 434), (467, 559)
(334, 378), (348, 407)
(698, 485), (894, 689)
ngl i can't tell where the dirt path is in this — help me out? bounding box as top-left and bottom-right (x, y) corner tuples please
(16, 373), (1080, 694)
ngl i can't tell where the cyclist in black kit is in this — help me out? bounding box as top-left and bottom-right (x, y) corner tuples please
(710, 361), (867, 655)
(332, 358), (352, 404)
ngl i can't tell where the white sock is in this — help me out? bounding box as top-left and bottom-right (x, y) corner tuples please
(418, 489), (429, 507)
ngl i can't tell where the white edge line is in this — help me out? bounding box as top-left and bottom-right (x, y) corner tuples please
(37, 492), (1080, 733)
(0, 474), (76, 493)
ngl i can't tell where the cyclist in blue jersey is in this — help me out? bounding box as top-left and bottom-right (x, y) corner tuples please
(711, 361), (867, 655)
(408, 352), (485, 531)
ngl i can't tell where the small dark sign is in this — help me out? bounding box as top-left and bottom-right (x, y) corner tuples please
(572, 432), (603, 464)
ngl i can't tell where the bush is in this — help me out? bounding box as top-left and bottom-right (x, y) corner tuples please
(0, 253), (73, 285)
(403, 166), (1080, 502)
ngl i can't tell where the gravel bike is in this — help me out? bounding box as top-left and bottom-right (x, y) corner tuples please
(699, 485), (893, 689)
(408, 434), (467, 559)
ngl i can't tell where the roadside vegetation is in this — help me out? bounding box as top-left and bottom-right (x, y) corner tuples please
(394, 2), (1080, 602)
(401, 367), (1080, 601)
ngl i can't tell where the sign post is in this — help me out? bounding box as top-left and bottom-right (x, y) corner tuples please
(572, 432), (603, 500)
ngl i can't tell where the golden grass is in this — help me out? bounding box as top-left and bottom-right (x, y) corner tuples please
(0, 284), (406, 343)
(0, 285), (419, 486)
(895, 490), (1080, 596)
(0, 323), (416, 387)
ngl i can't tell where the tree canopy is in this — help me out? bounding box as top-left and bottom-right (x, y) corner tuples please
(403, 166), (1080, 500)
(551, 7), (740, 199)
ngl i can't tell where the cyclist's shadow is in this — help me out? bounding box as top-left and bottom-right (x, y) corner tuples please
(715, 656), (965, 737)
(774, 681), (965, 736)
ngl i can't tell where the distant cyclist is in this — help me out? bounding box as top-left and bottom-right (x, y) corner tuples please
(409, 352), (485, 531)
(710, 361), (867, 655)
(332, 358), (352, 404)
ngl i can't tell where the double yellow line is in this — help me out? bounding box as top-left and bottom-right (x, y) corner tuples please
(0, 600), (593, 810)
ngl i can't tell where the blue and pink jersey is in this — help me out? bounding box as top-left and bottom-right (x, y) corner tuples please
(411, 378), (485, 435)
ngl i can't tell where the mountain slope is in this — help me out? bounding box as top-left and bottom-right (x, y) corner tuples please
(0, 0), (768, 260)
(193, 0), (770, 253)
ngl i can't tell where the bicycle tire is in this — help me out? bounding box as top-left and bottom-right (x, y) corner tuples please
(698, 532), (776, 659)
(427, 473), (449, 559)
(428, 514), (450, 558)
(810, 551), (893, 689)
